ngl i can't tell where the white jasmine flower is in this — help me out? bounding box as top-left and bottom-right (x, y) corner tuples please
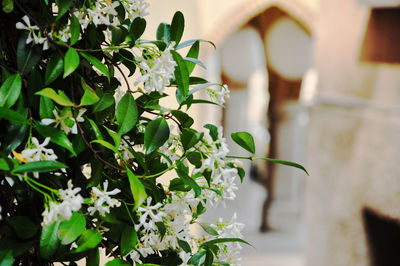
(207, 84), (230, 105)
(88, 180), (121, 216)
(87, 1), (120, 26)
(16, 15), (40, 44)
(134, 44), (177, 93)
(21, 137), (57, 163)
(42, 181), (84, 225)
(127, 249), (142, 263)
(42, 108), (86, 135)
(72, 10), (90, 29)
(135, 197), (166, 232)
(121, 0), (150, 20)
(113, 86), (126, 106)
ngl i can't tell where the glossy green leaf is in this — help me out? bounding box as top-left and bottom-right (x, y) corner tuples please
(199, 223), (219, 236)
(120, 225), (138, 256)
(40, 221), (61, 259)
(170, 110), (193, 128)
(184, 57), (206, 70)
(73, 229), (102, 253)
(186, 152), (202, 168)
(45, 53), (63, 85)
(178, 239), (191, 253)
(128, 17), (146, 42)
(0, 157), (18, 171)
(111, 26), (125, 45)
(200, 237), (252, 248)
(0, 106), (29, 125)
(88, 118), (103, 141)
(39, 96), (55, 119)
(116, 93), (138, 135)
(2, 0), (13, 13)
(8, 216), (38, 239)
(70, 14), (80, 45)
(91, 140), (119, 154)
(63, 48), (80, 78)
(127, 169), (147, 210)
(105, 258), (131, 266)
(144, 117), (169, 155)
(80, 79), (100, 106)
(34, 122), (76, 156)
(176, 169), (201, 198)
(185, 41), (199, 74)
(80, 52), (110, 79)
(0, 74), (21, 108)
(187, 250), (206, 266)
(36, 88), (75, 106)
(104, 126), (121, 147)
(58, 212), (86, 245)
(204, 248), (214, 266)
(231, 132), (255, 154)
(204, 124), (218, 142)
(176, 39), (216, 50)
(92, 93), (114, 113)
(56, 0), (73, 20)
(12, 160), (67, 174)
(156, 23), (171, 44)
(170, 11), (184, 45)
(171, 51), (189, 104)
(86, 248), (100, 266)
(17, 32), (41, 74)
(0, 250), (14, 266)
(214, 261), (230, 266)
(257, 157), (309, 175)
(180, 129), (202, 150)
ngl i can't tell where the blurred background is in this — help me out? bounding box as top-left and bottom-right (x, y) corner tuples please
(144, 0), (400, 265)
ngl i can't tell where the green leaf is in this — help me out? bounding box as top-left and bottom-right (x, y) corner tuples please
(231, 132), (255, 154)
(120, 225), (138, 256)
(178, 239), (191, 253)
(116, 93), (138, 135)
(204, 124), (218, 141)
(8, 216), (38, 239)
(144, 117), (170, 155)
(91, 140), (119, 154)
(80, 79), (100, 106)
(171, 51), (189, 104)
(56, 0), (73, 20)
(184, 57), (206, 70)
(187, 250), (206, 266)
(70, 14), (80, 45)
(156, 23), (171, 44)
(170, 11), (184, 45)
(200, 237), (252, 248)
(180, 129), (203, 150)
(80, 52), (110, 79)
(111, 26), (125, 45)
(170, 110), (193, 128)
(40, 221), (61, 259)
(86, 248), (100, 266)
(63, 48), (80, 78)
(2, 0), (13, 13)
(40, 96), (55, 119)
(127, 169), (147, 210)
(214, 261), (230, 266)
(12, 160), (67, 174)
(128, 17), (146, 42)
(0, 157), (18, 171)
(0, 106), (29, 125)
(34, 122), (76, 156)
(17, 32), (42, 74)
(176, 39), (216, 50)
(58, 212), (86, 245)
(0, 250), (14, 266)
(36, 88), (75, 106)
(176, 169), (201, 198)
(186, 152), (202, 168)
(88, 118), (103, 140)
(73, 229), (102, 253)
(45, 53), (63, 85)
(0, 74), (21, 108)
(105, 258), (131, 266)
(257, 158), (309, 175)
(186, 41), (199, 74)
(199, 223), (219, 236)
(92, 93), (114, 113)
(104, 126), (121, 147)
(204, 248), (214, 266)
